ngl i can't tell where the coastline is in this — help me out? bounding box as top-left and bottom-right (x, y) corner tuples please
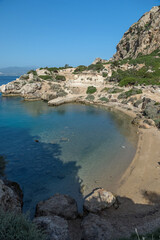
(79, 100), (160, 206)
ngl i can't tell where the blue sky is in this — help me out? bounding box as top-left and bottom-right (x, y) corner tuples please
(0, 0), (159, 68)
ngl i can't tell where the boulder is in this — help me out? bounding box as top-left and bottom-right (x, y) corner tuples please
(33, 215), (70, 240)
(81, 213), (113, 240)
(0, 179), (23, 213)
(83, 188), (116, 213)
(35, 193), (78, 219)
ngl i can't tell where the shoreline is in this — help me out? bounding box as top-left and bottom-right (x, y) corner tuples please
(70, 99), (160, 206)
(1, 93), (160, 237)
(2, 93), (159, 204)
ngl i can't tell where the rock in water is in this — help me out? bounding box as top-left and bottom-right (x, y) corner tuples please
(0, 179), (23, 213)
(33, 216), (70, 240)
(35, 193), (78, 220)
(83, 188), (116, 213)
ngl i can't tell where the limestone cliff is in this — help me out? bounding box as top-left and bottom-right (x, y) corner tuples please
(113, 6), (160, 60)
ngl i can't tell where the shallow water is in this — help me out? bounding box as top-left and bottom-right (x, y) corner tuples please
(0, 76), (138, 216)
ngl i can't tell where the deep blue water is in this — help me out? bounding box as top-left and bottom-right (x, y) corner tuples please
(0, 76), (138, 217)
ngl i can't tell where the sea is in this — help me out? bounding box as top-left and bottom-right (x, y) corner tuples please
(0, 76), (138, 217)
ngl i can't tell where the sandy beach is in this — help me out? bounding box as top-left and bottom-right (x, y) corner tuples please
(118, 127), (160, 205)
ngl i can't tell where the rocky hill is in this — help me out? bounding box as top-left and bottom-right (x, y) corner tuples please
(113, 6), (160, 60)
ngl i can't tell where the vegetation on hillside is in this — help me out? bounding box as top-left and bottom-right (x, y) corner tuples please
(27, 70), (37, 76)
(118, 88), (142, 99)
(110, 48), (160, 86)
(55, 75), (66, 81)
(0, 210), (46, 240)
(86, 86), (97, 94)
(74, 62), (104, 73)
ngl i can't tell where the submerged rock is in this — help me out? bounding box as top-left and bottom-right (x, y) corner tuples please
(83, 188), (116, 213)
(33, 215), (70, 240)
(0, 179), (23, 213)
(35, 193), (78, 219)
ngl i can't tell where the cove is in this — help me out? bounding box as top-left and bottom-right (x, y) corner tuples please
(0, 86), (138, 217)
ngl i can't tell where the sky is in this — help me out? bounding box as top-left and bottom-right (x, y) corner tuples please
(0, 0), (159, 68)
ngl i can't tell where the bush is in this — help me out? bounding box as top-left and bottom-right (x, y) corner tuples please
(73, 65), (87, 73)
(86, 86), (97, 94)
(87, 63), (104, 72)
(118, 88), (142, 99)
(99, 97), (109, 102)
(108, 88), (124, 94)
(102, 72), (108, 78)
(27, 70), (37, 76)
(39, 75), (52, 80)
(0, 210), (46, 240)
(86, 95), (95, 101)
(55, 75), (66, 81)
(119, 77), (138, 87)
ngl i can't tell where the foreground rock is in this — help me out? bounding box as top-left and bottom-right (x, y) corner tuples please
(81, 213), (112, 240)
(35, 193), (78, 220)
(84, 188), (116, 213)
(0, 179), (23, 213)
(33, 216), (70, 240)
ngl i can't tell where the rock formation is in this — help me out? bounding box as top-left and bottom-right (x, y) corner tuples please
(83, 188), (116, 213)
(114, 6), (160, 60)
(35, 193), (78, 220)
(0, 179), (23, 213)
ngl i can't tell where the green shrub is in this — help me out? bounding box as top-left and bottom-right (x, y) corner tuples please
(27, 70), (37, 76)
(55, 75), (66, 81)
(73, 65), (87, 73)
(119, 77), (138, 86)
(86, 95), (95, 101)
(87, 63), (104, 72)
(102, 72), (108, 78)
(0, 210), (46, 240)
(86, 86), (97, 94)
(101, 87), (109, 92)
(99, 97), (109, 102)
(118, 88), (142, 99)
(108, 88), (124, 94)
(39, 75), (52, 80)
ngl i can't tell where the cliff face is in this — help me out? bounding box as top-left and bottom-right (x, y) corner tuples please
(113, 6), (160, 60)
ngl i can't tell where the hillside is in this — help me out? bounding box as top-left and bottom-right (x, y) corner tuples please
(113, 6), (160, 60)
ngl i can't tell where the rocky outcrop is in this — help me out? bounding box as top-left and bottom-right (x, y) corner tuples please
(92, 58), (108, 65)
(81, 213), (112, 240)
(114, 6), (160, 60)
(35, 193), (78, 220)
(83, 188), (116, 213)
(0, 179), (23, 213)
(33, 216), (70, 240)
(48, 96), (79, 106)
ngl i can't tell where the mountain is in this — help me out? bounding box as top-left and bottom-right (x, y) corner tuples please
(113, 6), (160, 60)
(0, 67), (37, 76)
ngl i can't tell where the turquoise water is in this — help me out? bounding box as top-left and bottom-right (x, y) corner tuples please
(0, 76), (138, 216)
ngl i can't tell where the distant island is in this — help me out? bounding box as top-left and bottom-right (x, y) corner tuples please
(0, 66), (37, 76)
